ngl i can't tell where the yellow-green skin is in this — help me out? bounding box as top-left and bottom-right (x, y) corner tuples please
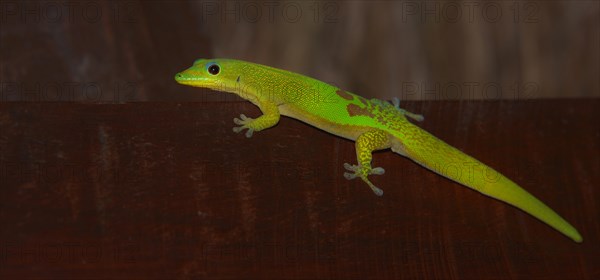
(175, 58), (583, 243)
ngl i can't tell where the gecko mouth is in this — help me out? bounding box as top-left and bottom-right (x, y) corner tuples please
(174, 73), (216, 88)
(174, 72), (196, 83)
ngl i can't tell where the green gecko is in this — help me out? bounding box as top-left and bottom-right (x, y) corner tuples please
(175, 58), (582, 243)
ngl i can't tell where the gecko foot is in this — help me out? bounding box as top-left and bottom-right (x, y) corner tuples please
(392, 97), (424, 122)
(233, 114), (255, 138)
(343, 163), (385, 196)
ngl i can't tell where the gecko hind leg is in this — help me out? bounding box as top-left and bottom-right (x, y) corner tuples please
(392, 97), (424, 122)
(343, 129), (391, 196)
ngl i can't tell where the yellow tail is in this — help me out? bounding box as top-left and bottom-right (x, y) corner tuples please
(390, 123), (582, 243)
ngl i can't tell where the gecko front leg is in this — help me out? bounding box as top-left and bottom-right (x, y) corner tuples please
(344, 129), (391, 196)
(233, 99), (280, 138)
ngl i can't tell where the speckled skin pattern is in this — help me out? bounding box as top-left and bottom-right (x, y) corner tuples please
(176, 58), (582, 243)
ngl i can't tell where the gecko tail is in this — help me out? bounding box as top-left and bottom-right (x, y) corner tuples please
(391, 125), (583, 243)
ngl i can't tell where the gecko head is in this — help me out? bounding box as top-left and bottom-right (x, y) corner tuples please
(175, 58), (238, 91)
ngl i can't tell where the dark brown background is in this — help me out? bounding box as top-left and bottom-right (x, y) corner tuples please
(1, 1), (599, 279)
(1, 0), (598, 102)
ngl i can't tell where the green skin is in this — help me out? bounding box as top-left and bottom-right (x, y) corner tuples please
(175, 58), (583, 243)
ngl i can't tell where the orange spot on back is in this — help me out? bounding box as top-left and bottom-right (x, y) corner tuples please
(335, 89), (354, 100)
(347, 104), (374, 118)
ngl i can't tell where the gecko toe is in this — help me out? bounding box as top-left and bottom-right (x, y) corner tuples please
(344, 172), (357, 180)
(234, 114), (253, 125)
(392, 97), (400, 109)
(408, 113), (424, 122)
(371, 167), (385, 175)
(373, 187), (383, 196)
(362, 178), (384, 196)
(343, 163), (358, 172)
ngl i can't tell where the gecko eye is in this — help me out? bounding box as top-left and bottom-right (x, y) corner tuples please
(207, 64), (220, 75)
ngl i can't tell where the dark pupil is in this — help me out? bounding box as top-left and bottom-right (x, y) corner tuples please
(208, 64), (220, 75)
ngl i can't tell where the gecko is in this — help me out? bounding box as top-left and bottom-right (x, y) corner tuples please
(175, 58), (582, 243)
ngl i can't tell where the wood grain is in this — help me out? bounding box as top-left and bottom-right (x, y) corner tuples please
(0, 100), (598, 279)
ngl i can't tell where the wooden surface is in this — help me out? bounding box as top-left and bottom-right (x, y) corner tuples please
(0, 100), (598, 279)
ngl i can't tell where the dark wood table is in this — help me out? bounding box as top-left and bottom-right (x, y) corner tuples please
(1, 100), (598, 279)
